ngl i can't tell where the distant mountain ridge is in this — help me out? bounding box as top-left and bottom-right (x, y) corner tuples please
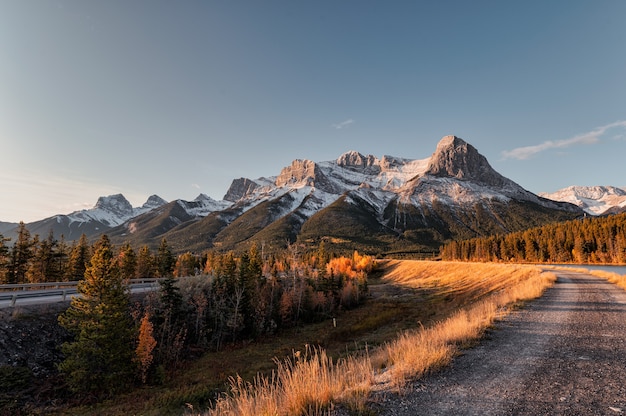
(539, 185), (626, 215)
(1, 193), (229, 242)
(105, 135), (583, 254)
(3, 135), (594, 254)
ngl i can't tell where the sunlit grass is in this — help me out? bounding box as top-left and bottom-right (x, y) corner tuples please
(543, 265), (626, 291)
(207, 347), (372, 416)
(200, 261), (556, 415)
(579, 268), (626, 291)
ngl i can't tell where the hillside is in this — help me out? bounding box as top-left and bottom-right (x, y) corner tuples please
(109, 135), (583, 254)
(2, 136), (585, 255)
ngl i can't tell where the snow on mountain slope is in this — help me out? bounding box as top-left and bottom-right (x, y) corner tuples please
(65, 194), (136, 227)
(222, 135), (576, 228)
(177, 194), (233, 218)
(57, 193), (232, 230)
(14, 135), (586, 249)
(219, 148), (431, 225)
(540, 186), (626, 215)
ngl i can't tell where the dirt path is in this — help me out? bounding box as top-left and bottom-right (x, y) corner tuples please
(372, 271), (626, 415)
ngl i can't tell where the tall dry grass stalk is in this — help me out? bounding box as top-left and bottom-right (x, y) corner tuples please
(375, 262), (556, 388)
(544, 265), (626, 291)
(587, 269), (626, 291)
(203, 262), (556, 415)
(207, 346), (373, 416)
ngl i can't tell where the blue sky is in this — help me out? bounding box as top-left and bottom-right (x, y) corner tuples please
(2, 1), (625, 223)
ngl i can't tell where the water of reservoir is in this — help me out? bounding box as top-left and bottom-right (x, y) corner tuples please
(550, 264), (626, 276)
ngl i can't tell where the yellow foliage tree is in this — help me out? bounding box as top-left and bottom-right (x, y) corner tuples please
(136, 311), (157, 383)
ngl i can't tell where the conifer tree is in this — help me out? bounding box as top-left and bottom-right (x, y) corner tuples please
(65, 234), (90, 281)
(156, 238), (175, 278)
(58, 235), (136, 397)
(174, 252), (199, 277)
(136, 245), (155, 278)
(8, 222), (33, 284)
(54, 235), (69, 281)
(0, 234), (10, 284)
(118, 242), (137, 280)
(27, 230), (63, 283)
(155, 270), (185, 364)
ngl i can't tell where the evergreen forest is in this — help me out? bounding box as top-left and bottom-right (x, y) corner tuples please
(441, 212), (626, 264)
(0, 223), (374, 399)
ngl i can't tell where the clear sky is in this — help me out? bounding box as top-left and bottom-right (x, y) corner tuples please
(2, 1), (625, 223)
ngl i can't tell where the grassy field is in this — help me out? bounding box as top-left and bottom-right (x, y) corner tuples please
(61, 261), (555, 416)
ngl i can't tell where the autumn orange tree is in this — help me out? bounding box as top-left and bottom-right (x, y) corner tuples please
(135, 311), (157, 384)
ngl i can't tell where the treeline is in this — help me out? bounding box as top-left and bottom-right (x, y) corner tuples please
(142, 242), (373, 359)
(0, 222), (178, 284)
(441, 212), (626, 263)
(49, 232), (373, 398)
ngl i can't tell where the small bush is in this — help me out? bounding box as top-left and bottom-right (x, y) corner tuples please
(0, 365), (33, 391)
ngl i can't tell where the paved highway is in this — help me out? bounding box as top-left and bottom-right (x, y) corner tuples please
(0, 280), (161, 308)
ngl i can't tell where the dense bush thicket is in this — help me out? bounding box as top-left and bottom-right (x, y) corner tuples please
(441, 213), (626, 263)
(146, 243), (372, 366)
(0, 221), (375, 396)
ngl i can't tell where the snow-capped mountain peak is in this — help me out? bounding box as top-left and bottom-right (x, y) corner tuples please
(9, 135), (587, 252)
(141, 195), (168, 211)
(425, 135), (511, 187)
(175, 194), (232, 217)
(94, 194), (133, 218)
(215, 135), (576, 233)
(540, 185), (626, 215)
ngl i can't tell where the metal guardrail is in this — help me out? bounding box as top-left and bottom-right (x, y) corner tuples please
(0, 281), (78, 291)
(0, 288), (78, 307)
(0, 278), (164, 308)
(0, 278), (163, 292)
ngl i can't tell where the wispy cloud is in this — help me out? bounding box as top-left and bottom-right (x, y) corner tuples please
(502, 120), (626, 160)
(332, 119), (354, 129)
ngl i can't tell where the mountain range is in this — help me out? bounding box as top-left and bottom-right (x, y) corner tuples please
(3, 135), (610, 255)
(539, 186), (626, 216)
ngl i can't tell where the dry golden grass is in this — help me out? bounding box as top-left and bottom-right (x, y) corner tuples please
(207, 346), (372, 416)
(543, 265), (626, 291)
(201, 261), (556, 416)
(586, 269), (626, 290)
(373, 261), (556, 388)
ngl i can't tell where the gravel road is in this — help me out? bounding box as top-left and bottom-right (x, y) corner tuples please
(372, 271), (626, 415)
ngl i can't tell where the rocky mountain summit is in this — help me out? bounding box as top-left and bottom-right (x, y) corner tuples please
(105, 135), (582, 254)
(425, 135), (511, 186)
(5, 136), (587, 254)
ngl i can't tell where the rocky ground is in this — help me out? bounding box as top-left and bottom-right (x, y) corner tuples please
(0, 302), (70, 377)
(0, 302), (71, 414)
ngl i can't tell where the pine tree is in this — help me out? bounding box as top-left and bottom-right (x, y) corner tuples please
(136, 245), (156, 278)
(65, 234), (90, 281)
(0, 234), (10, 284)
(155, 273), (185, 365)
(8, 222), (33, 284)
(118, 243), (137, 280)
(156, 238), (175, 278)
(27, 229), (63, 283)
(54, 235), (69, 282)
(174, 252), (199, 277)
(58, 235), (136, 397)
